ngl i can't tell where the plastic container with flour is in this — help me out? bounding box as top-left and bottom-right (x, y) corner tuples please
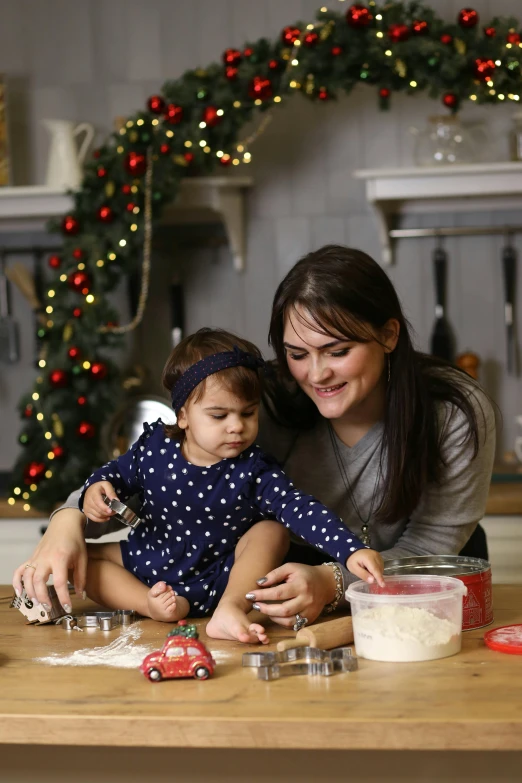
(346, 575), (467, 662)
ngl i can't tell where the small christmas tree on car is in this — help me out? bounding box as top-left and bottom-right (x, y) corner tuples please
(167, 619), (199, 639)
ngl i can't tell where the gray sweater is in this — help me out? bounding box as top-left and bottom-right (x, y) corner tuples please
(55, 386), (496, 591)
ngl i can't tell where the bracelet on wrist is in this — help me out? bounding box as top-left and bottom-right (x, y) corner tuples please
(322, 561), (344, 614)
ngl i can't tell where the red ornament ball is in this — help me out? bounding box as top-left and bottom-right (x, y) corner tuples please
(93, 149), (101, 159)
(77, 421), (95, 439)
(77, 395), (87, 406)
(474, 58), (496, 81)
(24, 405), (33, 418)
(379, 87), (391, 99)
(225, 66), (238, 80)
(48, 254), (61, 269)
(440, 33), (453, 45)
(388, 23), (410, 43)
(507, 31), (521, 45)
(223, 48), (242, 66)
(51, 445), (65, 459)
(304, 32), (319, 46)
(72, 248), (84, 260)
(331, 46), (343, 56)
(184, 152), (194, 164)
(97, 205), (114, 223)
(248, 76), (272, 101)
(62, 215), (80, 235)
(68, 346), (81, 360)
(318, 88), (330, 101)
(49, 369), (68, 388)
(72, 307), (82, 318)
(124, 151), (147, 176)
(90, 362), (108, 380)
(442, 92), (459, 109)
(458, 8), (479, 28)
(412, 20), (429, 35)
(164, 103), (184, 124)
(243, 47), (254, 58)
(147, 95), (165, 114)
(219, 154), (232, 167)
(97, 166), (107, 178)
(346, 5), (372, 28)
(122, 184), (132, 194)
(281, 26), (301, 46)
(202, 106), (221, 127)
(23, 461), (46, 485)
(484, 27), (496, 38)
(126, 201), (136, 212)
(68, 271), (91, 295)
(268, 58), (283, 70)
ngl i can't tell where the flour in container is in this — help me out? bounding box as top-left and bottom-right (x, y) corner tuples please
(353, 604), (461, 662)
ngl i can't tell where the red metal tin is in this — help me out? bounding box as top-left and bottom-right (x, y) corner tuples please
(383, 555), (493, 631)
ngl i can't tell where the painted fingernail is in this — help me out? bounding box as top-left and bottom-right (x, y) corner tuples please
(245, 593), (256, 600)
(256, 577), (268, 585)
(43, 603), (52, 611)
(252, 603), (261, 611)
(15, 589), (20, 597)
(63, 603), (72, 613)
(82, 591), (87, 601)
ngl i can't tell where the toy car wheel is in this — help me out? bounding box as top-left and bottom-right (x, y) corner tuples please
(194, 666), (210, 680)
(147, 668), (162, 682)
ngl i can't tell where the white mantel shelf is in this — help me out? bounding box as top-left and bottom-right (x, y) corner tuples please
(353, 162), (522, 265)
(0, 177), (253, 272)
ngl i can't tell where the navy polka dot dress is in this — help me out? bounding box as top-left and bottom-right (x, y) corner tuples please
(80, 420), (366, 617)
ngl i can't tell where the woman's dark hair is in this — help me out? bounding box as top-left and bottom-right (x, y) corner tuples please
(267, 245), (488, 524)
(162, 328), (263, 440)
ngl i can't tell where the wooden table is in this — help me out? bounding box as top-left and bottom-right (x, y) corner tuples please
(1, 585), (522, 783)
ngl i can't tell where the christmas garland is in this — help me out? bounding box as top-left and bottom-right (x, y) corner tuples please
(10, 1), (522, 512)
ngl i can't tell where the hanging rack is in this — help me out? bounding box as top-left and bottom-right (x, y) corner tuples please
(389, 225), (522, 240)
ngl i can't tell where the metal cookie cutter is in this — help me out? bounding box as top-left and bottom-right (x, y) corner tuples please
(242, 646), (358, 680)
(101, 493), (142, 530)
(59, 610), (139, 632)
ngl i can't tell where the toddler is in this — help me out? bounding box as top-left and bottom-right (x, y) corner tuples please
(81, 328), (384, 644)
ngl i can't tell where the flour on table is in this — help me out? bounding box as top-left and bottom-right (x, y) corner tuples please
(35, 624), (155, 668)
(353, 604), (461, 662)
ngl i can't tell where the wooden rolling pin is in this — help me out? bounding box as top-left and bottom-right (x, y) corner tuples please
(276, 615), (353, 652)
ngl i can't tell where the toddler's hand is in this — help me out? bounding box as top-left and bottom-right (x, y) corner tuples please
(83, 481), (118, 523)
(346, 549), (385, 588)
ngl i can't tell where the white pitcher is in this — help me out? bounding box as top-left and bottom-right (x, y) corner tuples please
(43, 119), (95, 190)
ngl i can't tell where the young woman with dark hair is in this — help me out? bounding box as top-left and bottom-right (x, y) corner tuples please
(13, 245), (495, 631)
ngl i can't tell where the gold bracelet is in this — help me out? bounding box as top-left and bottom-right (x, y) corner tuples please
(322, 561), (344, 614)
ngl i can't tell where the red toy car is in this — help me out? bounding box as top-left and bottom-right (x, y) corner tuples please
(140, 634), (215, 681)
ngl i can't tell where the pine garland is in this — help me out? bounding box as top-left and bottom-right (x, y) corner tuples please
(9, 1), (522, 512)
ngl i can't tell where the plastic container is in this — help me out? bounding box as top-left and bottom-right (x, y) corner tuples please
(346, 575), (467, 662)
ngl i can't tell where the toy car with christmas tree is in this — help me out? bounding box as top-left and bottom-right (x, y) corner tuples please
(140, 620), (215, 681)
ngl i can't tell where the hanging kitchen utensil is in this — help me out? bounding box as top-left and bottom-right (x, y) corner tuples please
(0, 248), (20, 364)
(4, 257), (46, 368)
(501, 236), (518, 375)
(430, 238), (454, 362)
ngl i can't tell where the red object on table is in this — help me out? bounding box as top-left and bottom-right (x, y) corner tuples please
(484, 624), (522, 655)
(140, 635), (215, 682)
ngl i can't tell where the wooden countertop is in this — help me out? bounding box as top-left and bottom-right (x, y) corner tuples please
(1, 585), (521, 751)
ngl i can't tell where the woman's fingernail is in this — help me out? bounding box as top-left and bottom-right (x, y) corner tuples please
(245, 593), (256, 600)
(82, 591), (87, 601)
(42, 603), (51, 611)
(63, 603), (72, 613)
(252, 603), (261, 611)
(256, 577), (268, 585)
(15, 589), (20, 597)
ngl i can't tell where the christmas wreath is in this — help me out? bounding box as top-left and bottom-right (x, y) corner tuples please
(10, 2), (522, 512)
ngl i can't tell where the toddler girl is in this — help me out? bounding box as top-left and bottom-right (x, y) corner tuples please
(81, 328), (384, 644)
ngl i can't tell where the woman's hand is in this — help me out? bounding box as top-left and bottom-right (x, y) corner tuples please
(245, 562), (337, 628)
(12, 508), (88, 612)
(82, 481), (117, 523)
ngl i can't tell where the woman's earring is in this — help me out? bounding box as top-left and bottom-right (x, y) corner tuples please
(387, 353), (391, 383)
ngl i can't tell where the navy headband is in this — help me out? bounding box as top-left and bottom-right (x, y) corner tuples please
(171, 346), (265, 413)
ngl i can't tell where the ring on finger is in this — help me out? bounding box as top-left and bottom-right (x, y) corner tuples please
(293, 613), (308, 632)
(23, 563), (37, 570)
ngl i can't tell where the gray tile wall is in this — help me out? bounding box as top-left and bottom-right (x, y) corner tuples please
(1, 0), (522, 471)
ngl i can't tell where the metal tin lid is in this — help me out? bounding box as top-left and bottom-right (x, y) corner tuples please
(484, 624), (522, 655)
(383, 555), (491, 577)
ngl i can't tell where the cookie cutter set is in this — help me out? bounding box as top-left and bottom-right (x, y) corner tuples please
(243, 645), (358, 680)
(101, 493), (142, 530)
(11, 584), (139, 631)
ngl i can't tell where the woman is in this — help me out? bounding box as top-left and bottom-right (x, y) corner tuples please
(13, 246), (496, 629)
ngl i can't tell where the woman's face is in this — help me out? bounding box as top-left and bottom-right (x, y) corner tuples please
(283, 306), (398, 423)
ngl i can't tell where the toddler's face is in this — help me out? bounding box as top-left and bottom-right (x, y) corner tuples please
(177, 377), (259, 466)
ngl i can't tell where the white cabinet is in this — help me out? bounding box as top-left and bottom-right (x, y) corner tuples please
(481, 515), (522, 584)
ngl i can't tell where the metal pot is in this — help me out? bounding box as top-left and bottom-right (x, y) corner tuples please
(383, 555), (493, 631)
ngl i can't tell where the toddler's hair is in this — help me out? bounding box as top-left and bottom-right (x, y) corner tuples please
(162, 328), (263, 440)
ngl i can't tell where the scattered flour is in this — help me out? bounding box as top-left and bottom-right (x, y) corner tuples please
(35, 624), (155, 669)
(353, 604), (461, 662)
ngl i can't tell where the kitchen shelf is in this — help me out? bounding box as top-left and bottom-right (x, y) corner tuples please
(353, 162), (522, 265)
(0, 177), (253, 272)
